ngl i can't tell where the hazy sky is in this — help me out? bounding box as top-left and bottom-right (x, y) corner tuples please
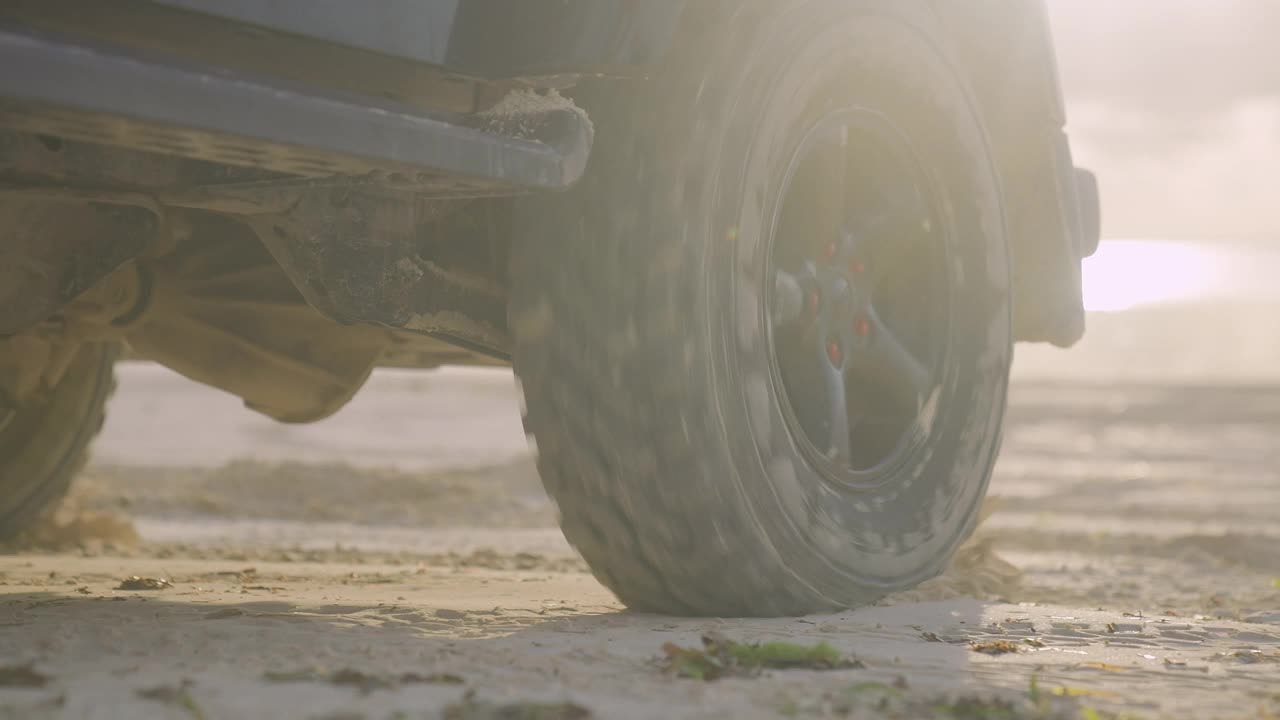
(1045, 0), (1278, 240)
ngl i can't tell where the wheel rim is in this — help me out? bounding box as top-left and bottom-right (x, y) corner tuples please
(764, 108), (951, 486)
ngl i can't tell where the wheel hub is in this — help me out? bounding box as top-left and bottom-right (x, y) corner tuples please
(765, 109), (949, 482)
(812, 253), (875, 360)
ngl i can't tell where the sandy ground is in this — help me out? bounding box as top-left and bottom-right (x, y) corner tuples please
(3, 284), (1280, 718)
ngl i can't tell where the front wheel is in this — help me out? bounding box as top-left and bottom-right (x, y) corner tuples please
(510, 0), (1011, 616)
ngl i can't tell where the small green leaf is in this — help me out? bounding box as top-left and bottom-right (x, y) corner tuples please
(845, 681), (903, 698)
(1053, 686), (1117, 698)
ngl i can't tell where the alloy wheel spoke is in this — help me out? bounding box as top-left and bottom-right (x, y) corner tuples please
(856, 305), (932, 412)
(818, 340), (853, 461)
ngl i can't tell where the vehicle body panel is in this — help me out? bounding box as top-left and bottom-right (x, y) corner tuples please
(156, 0), (687, 79)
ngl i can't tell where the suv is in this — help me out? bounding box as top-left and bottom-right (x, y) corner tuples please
(0, 0), (1098, 616)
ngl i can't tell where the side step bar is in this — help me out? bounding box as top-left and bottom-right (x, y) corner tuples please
(0, 26), (592, 194)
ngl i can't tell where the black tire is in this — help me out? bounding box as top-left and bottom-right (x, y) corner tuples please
(510, 0), (1011, 616)
(0, 343), (117, 539)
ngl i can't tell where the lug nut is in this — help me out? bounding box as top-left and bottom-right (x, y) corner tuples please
(854, 316), (871, 337)
(850, 259), (866, 275)
(826, 338), (842, 364)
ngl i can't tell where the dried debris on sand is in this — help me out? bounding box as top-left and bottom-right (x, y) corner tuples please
(782, 676), (1095, 720)
(1211, 649), (1280, 665)
(443, 696), (592, 720)
(116, 575), (172, 590)
(263, 667), (464, 695)
(136, 680), (205, 719)
(661, 633), (862, 681)
(969, 640), (1022, 656)
(0, 663), (50, 688)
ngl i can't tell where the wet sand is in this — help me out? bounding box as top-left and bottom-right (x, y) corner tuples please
(2, 309), (1278, 719)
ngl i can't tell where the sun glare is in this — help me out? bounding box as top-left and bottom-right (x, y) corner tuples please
(1081, 240), (1227, 312)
